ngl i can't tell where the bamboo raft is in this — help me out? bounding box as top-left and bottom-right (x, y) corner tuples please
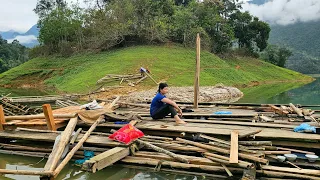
(0, 100), (320, 179)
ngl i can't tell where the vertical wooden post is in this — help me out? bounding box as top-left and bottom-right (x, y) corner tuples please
(0, 105), (5, 131)
(194, 33), (201, 109)
(42, 104), (56, 131)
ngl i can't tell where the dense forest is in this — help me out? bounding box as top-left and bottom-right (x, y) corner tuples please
(0, 36), (29, 73)
(31, 0), (271, 57)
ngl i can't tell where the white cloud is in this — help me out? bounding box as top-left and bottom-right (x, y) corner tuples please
(7, 35), (38, 44)
(0, 0), (86, 33)
(241, 0), (320, 25)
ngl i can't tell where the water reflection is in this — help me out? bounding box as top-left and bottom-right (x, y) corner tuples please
(238, 78), (320, 105)
(0, 154), (201, 180)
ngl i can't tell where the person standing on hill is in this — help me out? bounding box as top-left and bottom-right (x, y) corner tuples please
(150, 83), (187, 124)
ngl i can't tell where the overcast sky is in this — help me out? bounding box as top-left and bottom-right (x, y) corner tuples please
(1, 0), (320, 33)
(0, 0), (84, 33)
(242, 0), (320, 25)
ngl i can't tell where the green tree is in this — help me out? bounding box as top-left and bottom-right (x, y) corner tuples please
(261, 45), (292, 67)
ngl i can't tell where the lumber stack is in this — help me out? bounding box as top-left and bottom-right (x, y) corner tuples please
(0, 101), (319, 179)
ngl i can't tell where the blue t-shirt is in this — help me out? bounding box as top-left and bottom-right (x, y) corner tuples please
(150, 93), (166, 116)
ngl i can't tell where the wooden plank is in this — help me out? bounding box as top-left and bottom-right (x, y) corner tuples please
(0, 105), (5, 131)
(97, 121), (320, 141)
(82, 147), (130, 173)
(42, 104), (56, 131)
(194, 33), (200, 109)
(229, 131), (238, 164)
(44, 117), (78, 172)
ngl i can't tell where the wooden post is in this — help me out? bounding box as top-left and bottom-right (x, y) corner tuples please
(194, 33), (200, 109)
(0, 105), (5, 131)
(229, 131), (239, 164)
(42, 104), (56, 131)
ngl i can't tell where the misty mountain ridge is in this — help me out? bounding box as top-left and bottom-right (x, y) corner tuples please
(0, 25), (39, 48)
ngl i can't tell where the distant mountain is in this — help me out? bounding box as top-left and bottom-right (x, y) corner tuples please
(24, 24), (40, 37)
(0, 30), (21, 39)
(0, 25), (39, 48)
(269, 21), (320, 74)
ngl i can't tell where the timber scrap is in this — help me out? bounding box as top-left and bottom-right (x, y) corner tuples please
(0, 100), (319, 179)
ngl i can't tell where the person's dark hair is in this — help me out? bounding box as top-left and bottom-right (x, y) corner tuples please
(158, 82), (168, 93)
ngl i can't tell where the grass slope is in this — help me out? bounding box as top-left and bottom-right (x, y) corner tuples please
(0, 45), (313, 93)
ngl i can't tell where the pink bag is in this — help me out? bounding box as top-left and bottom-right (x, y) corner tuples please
(109, 124), (144, 144)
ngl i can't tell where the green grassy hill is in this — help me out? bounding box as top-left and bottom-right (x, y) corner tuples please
(0, 45), (313, 93)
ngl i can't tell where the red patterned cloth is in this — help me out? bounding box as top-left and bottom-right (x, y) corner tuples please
(109, 124), (144, 144)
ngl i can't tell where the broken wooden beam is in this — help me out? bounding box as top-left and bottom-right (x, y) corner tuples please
(289, 103), (304, 117)
(42, 104), (56, 131)
(82, 147), (130, 173)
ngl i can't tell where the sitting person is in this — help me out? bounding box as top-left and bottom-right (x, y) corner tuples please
(150, 83), (187, 124)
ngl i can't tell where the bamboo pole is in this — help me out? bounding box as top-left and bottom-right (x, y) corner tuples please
(239, 141), (272, 146)
(42, 104), (56, 131)
(257, 170), (319, 180)
(0, 169), (52, 176)
(5, 113), (77, 121)
(52, 118), (105, 178)
(0, 105), (4, 131)
(110, 129), (189, 163)
(121, 156), (243, 173)
(194, 33), (200, 109)
(204, 152), (253, 168)
(276, 147), (315, 155)
(44, 117), (78, 172)
(176, 138), (268, 164)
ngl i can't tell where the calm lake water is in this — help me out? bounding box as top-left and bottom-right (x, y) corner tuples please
(0, 78), (319, 180)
